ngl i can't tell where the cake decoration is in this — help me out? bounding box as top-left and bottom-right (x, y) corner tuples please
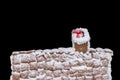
(72, 28), (90, 53)
(10, 28), (113, 80)
(72, 29), (84, 38)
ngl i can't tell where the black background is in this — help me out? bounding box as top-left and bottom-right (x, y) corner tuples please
(1, 10), (120, 80)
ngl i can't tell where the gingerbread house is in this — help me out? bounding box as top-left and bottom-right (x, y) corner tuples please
(10, 28), (113, 80)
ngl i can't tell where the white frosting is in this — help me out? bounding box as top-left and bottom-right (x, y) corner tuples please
(62, 61), (69, 66)
(20, 54), (30, 62)
(71, 66), (86, 71)
(45, 76), (53, 79)
(93, 59), (102, 67)
(10, 55), (13, 70)
(54, 61), (63, 69)
(77, 76), (84, 79)
(68, 76), (76, 80)
(96, 47), (104, 52)
(13, 54), (21, 64)
(37, 74), (46, 79)
(46, 60), (55, 66)
(20, 78), (29, 80)
(85, 76), (93, 78)
(10, 47), (113, 80)
(87, 67), (92, 70)
(83, 53), (92, 60)
(72, 28), (90, 44)
(108, 67), (112, 80)
(12, 51), (19, 55)
(29, 78), (36, 80)
(104, 48), (113, 54)
(38, 69), (44, 72)
(53, 77), (61, 80)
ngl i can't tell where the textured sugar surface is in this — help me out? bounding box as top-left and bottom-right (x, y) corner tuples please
(10, 48), (113, 80)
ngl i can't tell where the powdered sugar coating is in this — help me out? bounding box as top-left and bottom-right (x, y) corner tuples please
(10, 47), (113, 80)
(10, 27), (113, 80)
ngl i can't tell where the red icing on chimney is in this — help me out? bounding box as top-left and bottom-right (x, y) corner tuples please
(72, 29), (84, 38)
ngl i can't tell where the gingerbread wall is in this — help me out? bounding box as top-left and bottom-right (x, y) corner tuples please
(10, 48), (113, 80)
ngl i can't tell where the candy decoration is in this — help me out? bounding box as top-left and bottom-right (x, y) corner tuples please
(72, 29), (84, 38)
